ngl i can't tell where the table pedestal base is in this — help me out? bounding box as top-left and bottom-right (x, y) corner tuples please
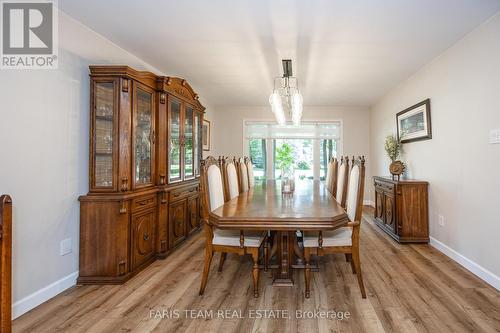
(272, 231), (294, 286)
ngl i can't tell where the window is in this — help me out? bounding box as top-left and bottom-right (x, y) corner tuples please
(274, 139), (313, 180)
(319, 139), (337, 180)
(245, 121), (341, 181)
(248, 139), (266, 180)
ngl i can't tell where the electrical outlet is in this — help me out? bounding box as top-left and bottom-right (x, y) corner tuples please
(438, 215), (445, 227)
(60, 238), (72, 256)
(490, 129), (500, 144)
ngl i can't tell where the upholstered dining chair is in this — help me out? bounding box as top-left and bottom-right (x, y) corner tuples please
(221, 157), (240, 201)
(237, 157), (249, 193)
(245, 157), (255, 188)
(325, 157), (338, 194)
(335, 156), (350, 208)
(199, 156), (267, 298)
(303, 156), (366, 299)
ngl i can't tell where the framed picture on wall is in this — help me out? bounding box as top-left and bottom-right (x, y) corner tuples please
(202, 119), (211, 151)
(396, 99), (432, 143)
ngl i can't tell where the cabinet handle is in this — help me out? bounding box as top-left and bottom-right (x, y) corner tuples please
(143, 234), (149, 241)
(159, 174), (166, 185)
(161, 192), (167, 204)
(121, 177), (129, 191)
(118, 261), (126, 275)
(119, 201), (127, 214)
(173, 192), (180, 197)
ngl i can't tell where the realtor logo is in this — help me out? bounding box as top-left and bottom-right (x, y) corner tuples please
(1, 0), (58, 69)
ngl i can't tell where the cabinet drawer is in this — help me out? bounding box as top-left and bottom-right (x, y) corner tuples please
(131, 194), (157, 212)
(169, 185), (199, 202)
(374, 180), (395, 194)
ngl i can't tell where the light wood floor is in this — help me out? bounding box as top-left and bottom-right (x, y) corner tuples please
(13, 207), (500, 333)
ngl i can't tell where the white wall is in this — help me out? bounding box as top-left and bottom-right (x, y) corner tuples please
(212, 106), (372, 199)
(370, 13), (500, 286)
(0, 11), (213, 318)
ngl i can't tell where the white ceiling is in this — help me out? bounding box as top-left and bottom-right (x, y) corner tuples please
(59, 0), (500, 107)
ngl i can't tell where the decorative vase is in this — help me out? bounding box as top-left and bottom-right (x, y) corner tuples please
(389, 160), (405, 180)
(281, 166), (295, 194)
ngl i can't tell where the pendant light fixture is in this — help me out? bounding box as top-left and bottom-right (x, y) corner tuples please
(269, 59), (303, 126)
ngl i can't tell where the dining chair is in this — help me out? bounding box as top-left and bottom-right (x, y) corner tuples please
(325, 157), (338, 194)
(245, 157), (255, 188)
(237, 157), (249, 193)
(199, 156), (267, 298)
(303, 156), (366, 299)
(221, 157), (240, 201)
(334, 156), (350, 208)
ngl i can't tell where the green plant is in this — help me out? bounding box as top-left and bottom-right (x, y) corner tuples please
(296, 160), (310, 170)
(384, 135), (403, 161)
(275, 143), (294, 173)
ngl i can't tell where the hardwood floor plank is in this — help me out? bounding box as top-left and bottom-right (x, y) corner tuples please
(13, 207), (500, 333)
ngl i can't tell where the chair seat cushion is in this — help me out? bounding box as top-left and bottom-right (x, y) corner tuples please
(213, 229), (265, 248)
(303, 227), (352, 248)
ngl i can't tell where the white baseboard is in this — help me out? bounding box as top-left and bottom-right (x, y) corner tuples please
(12, 271), (78, 319)
(430, 237), (499, 291)
(363, 200), (375, 207)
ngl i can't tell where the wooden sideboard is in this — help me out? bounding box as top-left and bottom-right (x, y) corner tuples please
(373, 176), (429, 243)
(79, 66), (204, 284)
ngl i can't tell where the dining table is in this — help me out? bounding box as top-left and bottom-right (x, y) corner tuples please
(209, 179), (349, 286)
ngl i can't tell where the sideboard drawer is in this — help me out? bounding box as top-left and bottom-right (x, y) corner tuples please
(169, 185), (199, 202)
(374, 179), (395, 194)
(131, 194), (157, 212)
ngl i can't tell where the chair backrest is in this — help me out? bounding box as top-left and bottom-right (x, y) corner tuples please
(325, 161), (333, 192)
(335, 156), (350, 208)
(237, 157), (249, 192)
(200, 156), (225, 219)
(346, 156), (366, 222)
(325, 157), (339, 194)
(221, 157), (239, 201)
(245, 158), (255, 188)
(330, 158), (339, 196)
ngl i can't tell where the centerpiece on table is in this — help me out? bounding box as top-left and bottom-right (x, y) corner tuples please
(384, 135), (405, 180)
(276, 142), (295, 194)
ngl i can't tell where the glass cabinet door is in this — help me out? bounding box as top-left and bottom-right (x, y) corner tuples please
(169, 99), (182, 182)
(184, 106), (194, 179)
(93, 81), (115, 189)
(194, 112), (201, 177)
(134, 87), (153, 186)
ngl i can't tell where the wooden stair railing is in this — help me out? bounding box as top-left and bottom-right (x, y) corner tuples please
(0, 195), (12, 333)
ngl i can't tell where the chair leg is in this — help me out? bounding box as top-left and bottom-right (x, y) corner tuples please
(251, 250), (259, 298)
(352, 248), (366, 298)
(218, 252), (226, 272)
(346, 253), (356, 274)
(199, 247), (213, 295)
(264, 238), (269, 272)
(304, 248), (311, 298)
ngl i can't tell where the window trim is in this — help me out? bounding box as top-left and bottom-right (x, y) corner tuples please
(243, 119), (344, 180)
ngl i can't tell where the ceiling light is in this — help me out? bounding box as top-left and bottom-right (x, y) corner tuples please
(269, 59), (303, 126)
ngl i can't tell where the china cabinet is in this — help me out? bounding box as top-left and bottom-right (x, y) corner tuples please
(79, 66), (204, 284)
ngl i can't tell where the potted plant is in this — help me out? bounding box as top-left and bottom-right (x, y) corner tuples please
(384, 135), (405, 180)
(276, 142), (295, 192)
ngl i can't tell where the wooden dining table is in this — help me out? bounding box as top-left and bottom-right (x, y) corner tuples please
(209, 180), (349, 286)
